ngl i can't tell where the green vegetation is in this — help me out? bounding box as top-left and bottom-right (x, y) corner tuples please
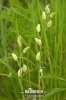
(0, 0), (66, 100)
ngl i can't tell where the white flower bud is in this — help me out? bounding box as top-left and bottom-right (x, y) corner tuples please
(23, 47), (30, 54)
(46, 8), (50, 14)
(45, 4), (49, 9)
(36, 24), (40, 33)
(11, 53), (18, 61)
(40, 67), (43, 76)
(22, 64), (27, 72)
(17, 35), (22, 47)
(40, 67), (43, 73)
(35, 38), (42, 46)
(49, 12), (56, 18)
(45, 4), (50, 14)
(18, 68), (23, 77)
(47, 20), (52, 28)
(42, 11), (46, 20)
(36, 52), (40, 61)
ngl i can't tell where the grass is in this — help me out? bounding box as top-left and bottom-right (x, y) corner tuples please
(0, 0), (66, 100)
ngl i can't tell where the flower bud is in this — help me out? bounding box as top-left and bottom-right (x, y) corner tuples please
(11, 53), (18, 61)
(36, 52), (40, 61)
(47, 20), (52, 28)
(39, 67), (43, 73)
(22, 64), (27, 72)
(35, 38), (42, 46)
(17, 35), (22, 47)
(45, 4), (50, 14)
(40, 67), (43, 76)
(36, 24), (40, 33)
(49, 12), (56, 18)
(18, 68), (23, 77)
(45, 4), (49, 9)
(42, 11), (46, 20)
(23, 47), (30, 54)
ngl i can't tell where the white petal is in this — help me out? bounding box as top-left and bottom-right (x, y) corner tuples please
(23, 47), (30, 53)
(35, 38), (42, 46)
(36, 24), (40, 33)
(17, 35), (22, 47)
(18, 68), (22, 77)
(22, 64), (27, 72)
(36, 52), (40, 61)
(42, 11), (46, 20)
(49, 12), (56, 18)
(45, 4), (50, 14)
(47, 20), (52, 28)
(11, 53), (18, 61)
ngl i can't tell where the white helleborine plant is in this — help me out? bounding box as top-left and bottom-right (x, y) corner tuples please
(22, 64), (27, 72)
(36, 52), (40, 61)
(23, 47), (30, 54)
(45, 4), (50, 14)
(36, 24), (40, 33)
(17, 35), (22, 47)
(35, 38), (42, 46)
(42, 11), (46, 20)
(47, 20), (52, 28)
(11, 53), (18, 61)
(18, 68), (23, 77)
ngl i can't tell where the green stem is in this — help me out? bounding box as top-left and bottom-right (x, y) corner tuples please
(18, 77), (24, 100)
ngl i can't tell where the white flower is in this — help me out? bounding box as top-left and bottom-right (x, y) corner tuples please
(17, 35), (22, 47)
(39, 67), (43, 73)
(11, 53), (18, 61)
(36, 52), (40, 61)
(18, 68), (23, 77)
(40, 67), (43, 76)
(42, 11), (46, 20)
(23, 47), (30, 54)
(22, 64), (27, 72)
(45, 4), (49, 9)
(46, 8), (50, 14)
(45, 4), (50, 14)
(35, 38), (42, 46)
(18, 65), (27, 77)
(36, 24), (40, 33)
(47, 20), (52, 28)
(49, 12), (56, 18)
